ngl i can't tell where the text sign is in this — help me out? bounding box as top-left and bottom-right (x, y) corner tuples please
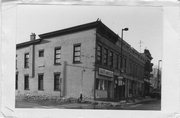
(99, 68), (113, 77)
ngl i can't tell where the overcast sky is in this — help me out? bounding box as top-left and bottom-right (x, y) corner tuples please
(15, 5), (163, 66)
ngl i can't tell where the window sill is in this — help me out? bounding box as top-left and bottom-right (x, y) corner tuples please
(24, 89), (30, 90)
(54, 63), (61, 66)
(38, 89), (44, 91)
(73, 62), (82, 64)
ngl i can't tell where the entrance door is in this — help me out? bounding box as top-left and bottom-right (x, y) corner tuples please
(107, 81), (111, 99)
(114, 81), (121, 100)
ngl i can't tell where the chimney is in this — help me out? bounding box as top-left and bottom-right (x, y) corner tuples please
(30, 33), (36, 41)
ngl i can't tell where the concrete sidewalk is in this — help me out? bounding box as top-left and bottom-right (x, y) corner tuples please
(16, 96), (158, 109)
(84, 97), (158, 108)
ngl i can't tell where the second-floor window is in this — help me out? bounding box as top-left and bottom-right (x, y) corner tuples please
(54, 47), (61, 65)
(97, 44), (102, 64)
(103, 48), (108, 65)
(16, 54), (17, 69)
(39, 50), (44, 57)
(24, 53), (29, 68)
(114, 54), (119, 69)
(124, 58), (127, 73)
(73, 44), (81, 63)
(109, 51), (113, 67)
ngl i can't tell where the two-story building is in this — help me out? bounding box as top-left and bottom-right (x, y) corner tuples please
(16, 20), (152, 101)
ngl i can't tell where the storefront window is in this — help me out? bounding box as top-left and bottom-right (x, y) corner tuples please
(96, 79), (107, 90)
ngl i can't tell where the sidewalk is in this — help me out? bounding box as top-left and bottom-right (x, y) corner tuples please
(84, 97), (157, 108)
(16, 96), (158, 109)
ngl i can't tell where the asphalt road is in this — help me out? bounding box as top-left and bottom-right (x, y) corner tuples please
(120, 99), (161, 110)
(16, 99), (161, 110)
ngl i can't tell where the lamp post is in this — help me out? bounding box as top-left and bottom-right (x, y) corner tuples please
(120, 28), (128, 100)
(120, 28), (129, 72)
(157, 60), (162, 90)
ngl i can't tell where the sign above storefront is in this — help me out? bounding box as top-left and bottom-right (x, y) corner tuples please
(99, 68), (113, 77)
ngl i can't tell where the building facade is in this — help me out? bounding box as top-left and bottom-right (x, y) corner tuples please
(16, 20), (152, 101)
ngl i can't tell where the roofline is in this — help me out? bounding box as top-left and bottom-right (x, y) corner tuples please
(16, 39), (42, 49)
(16, 20), (119, 49)
(39, 20), (100, 39)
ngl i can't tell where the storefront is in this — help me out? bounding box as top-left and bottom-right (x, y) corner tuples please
(114, 76), (125, 100)
(95, 68), (114, 99)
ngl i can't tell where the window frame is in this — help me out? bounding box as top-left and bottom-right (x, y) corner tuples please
(24, 75), (29, 90)
(96, 44), (102, 64)
(38, 73), (44, 91)
(103, 48), (108, 65)
(54, 72), (61, 91)
(96, 79), (107, 91)
(38, 49), (44, 57)
(109, 51), (113, 68)
(114, 54), (119, 69)
(54, 47), (61, 65)
(16, 54), (17, 70)
(24, 53), (29, 68)
(73, 43), (81, 63)
(16, 73), (18, 90)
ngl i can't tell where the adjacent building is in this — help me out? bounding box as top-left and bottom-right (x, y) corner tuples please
(16, 20), (153, 101)
(150, 67), (162, 90)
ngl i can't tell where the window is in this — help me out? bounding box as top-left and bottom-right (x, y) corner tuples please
(73, 44), (81, 63)
(39, 50), (44, 57)
(97, 44), (102, 64)
(24, 53), (29, 68)
(114, 54), (119, 69)
(124, 58), (127, 73)
(54, 47), (61, 65)
(109, 51), (113, 67)
(119, 56), (121, 69)
(96, 79), (107, 90)
(16, 54), (17, 69)
(38, 74), (44, 90)
(54, 73), (61, 91)
(103, 48), (108, 65)
(24, 75), (29, 90)
(16, 73), (18, 90)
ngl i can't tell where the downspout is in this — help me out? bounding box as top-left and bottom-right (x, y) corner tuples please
(94, 30), (98, 100)
(32, 44), (35, 78)
(30, 33), (36, 78)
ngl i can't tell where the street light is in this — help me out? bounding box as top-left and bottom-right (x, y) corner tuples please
(120, 28), (129, 100)
(157, 60), (162, 90)
(120, 28), (129, 72)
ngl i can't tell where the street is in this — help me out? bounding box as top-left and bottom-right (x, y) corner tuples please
(119, 99), (161, 110)
(16, 98), (160, 110)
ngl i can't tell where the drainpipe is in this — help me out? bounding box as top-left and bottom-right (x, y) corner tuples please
(30, 33), (36, 78)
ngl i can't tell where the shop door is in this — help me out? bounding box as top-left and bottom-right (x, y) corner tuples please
(107, 81), (111, 99)
(114, 82), (121, 100)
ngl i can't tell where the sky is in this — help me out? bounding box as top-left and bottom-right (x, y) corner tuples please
(15, 5), (163, 67)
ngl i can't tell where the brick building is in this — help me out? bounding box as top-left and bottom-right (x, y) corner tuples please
(16, 20), (152, 101)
